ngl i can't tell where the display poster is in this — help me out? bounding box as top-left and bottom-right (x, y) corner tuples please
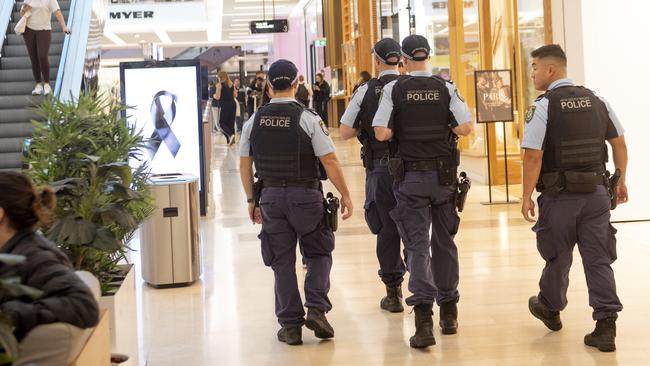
(120, 60), (206, 213)
(474, 69), (514, 123)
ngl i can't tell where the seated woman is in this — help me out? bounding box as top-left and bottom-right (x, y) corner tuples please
(0, 172), (99, 345)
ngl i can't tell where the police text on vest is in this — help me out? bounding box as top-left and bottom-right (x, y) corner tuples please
(260, 116), (291, 128)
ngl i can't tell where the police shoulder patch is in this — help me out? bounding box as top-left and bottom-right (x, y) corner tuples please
(525, 105), (536, 124)
(319, 120), (330, 136)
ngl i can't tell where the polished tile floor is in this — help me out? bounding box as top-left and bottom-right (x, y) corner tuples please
(134, 131), (650, 366)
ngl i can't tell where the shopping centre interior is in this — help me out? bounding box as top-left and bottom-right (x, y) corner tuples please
(1, 0), (649, 365)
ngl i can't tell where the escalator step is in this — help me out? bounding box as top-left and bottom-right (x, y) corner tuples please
(0, 122), (35, 139)
(6, 33), (65, 45)
(0, 138), (25, 153)
(0, 95), (44, 109)
(0, 108), (42, 124)
(0, 56), (61, 70)
(2, 44), (63, 58)
(0, 152), (24, 170)
(0, 81), (53, 96)
(0, 69), (58, 83)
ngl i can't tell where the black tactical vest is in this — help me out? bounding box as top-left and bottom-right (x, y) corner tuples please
(250, 102), (320, 181)
(542, 86), (610, 174)
(355, 73), (400, 153)
(391, 75), (455, 162)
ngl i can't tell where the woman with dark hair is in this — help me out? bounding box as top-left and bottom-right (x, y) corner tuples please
(0, 172), (99, 343)
(215, 71), (237, 146)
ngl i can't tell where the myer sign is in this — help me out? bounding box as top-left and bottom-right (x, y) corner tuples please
(107, 3), (207, 25)
(109, 11), (154, 20)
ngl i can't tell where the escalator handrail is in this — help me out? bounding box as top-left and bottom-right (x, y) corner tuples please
(53, 0), (78, 99)
(0, 0), (16, 55)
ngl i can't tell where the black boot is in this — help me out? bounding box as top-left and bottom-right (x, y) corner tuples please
(380, 285), (404, 313)
(305, 308), (335, 339)
(409, 303), (436, 348)
(584, 317), (616, 352)
(528, 296), (562, 331)
(277, 326), (302, 345)
(439, 301), (458, 335)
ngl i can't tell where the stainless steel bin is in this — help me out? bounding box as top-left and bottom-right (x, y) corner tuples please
(141, 174), (202, 287)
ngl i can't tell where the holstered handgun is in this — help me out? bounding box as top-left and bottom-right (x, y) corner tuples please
(387, 158), (405, 183)
(324, 192), (340, 232)
(253, 179), (263, 207)
(455, 172), (471, 212)
(607, 169), (621, 210)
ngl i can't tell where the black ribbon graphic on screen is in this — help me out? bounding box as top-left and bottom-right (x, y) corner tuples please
(146, 90), (181, 159)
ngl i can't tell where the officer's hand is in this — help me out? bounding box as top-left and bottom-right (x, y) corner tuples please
(248, 203), (262, 224)
(521, 197), (536, 223)
(617, 183), (629, 205)
(341, 195), (353, 220)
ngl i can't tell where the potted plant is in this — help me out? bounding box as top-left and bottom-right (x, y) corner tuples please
(0, 254), (42, 365)
(24, 93), (152, 365)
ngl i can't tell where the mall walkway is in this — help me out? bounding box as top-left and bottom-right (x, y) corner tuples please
(132, 131), (650, 366)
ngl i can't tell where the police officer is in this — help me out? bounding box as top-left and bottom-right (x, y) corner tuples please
(372, 35), (473, 348)
(522, 44), (628, 352)
(339, 38), (406, 313)
(239, 59), (353, 346)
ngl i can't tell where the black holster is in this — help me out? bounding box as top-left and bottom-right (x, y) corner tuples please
(607, 169), (621, 210)
(437, 159), (456, 186)
(387, 158), (405, 183)
(323, 192), (340, 232)
(361, 139), (374, 170)
(253, 180), (263, 207)
(455, 172), (471, 212)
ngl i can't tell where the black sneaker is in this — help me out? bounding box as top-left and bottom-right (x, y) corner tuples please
(277, 326), (303, 345)
(528, 296), (562, 331)
(380, 285), (404, 313)
(305, 308), (335, 339)
(584, 318), (616, 352)
(439, 301), (458, 335)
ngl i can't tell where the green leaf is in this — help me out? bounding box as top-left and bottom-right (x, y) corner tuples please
(0, 322), (18, 360)
(92, 228), (121, 251)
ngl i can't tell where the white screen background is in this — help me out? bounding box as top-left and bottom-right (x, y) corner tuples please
(123, 66), (202, 190)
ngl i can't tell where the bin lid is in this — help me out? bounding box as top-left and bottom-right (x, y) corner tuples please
(147, 174), (198, 186)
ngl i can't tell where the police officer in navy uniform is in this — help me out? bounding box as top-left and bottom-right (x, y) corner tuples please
(339, 38), (406, 313)
(372, 35), (473, 348)
(239, 59), (353, 346)
(522, 44), (628, 352)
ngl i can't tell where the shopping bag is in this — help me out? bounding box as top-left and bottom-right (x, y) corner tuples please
(14, 11), (31, 35)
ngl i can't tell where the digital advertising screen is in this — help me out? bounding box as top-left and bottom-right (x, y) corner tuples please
(120, 60), (206, 214)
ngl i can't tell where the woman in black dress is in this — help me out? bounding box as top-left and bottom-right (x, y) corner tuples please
(215, 71), (237, 145)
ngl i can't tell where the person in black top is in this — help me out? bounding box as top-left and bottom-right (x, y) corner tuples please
(215, 71), (237, 145)
(0, 172), (99, 343)
(312, 73), (331, 124)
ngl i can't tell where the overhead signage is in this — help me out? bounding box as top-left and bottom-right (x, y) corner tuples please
(109, 11), (154, 20)
(250, 19), (289, 34)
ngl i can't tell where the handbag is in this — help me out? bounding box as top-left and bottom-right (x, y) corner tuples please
(14, 10), (31, 35)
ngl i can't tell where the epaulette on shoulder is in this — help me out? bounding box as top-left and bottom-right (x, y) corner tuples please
(304, 108), (320, 117)
(535, 93), (547, 102)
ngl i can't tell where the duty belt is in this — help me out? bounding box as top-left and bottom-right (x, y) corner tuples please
(262, 179), (321, 190)
(404, 159), (449, 172)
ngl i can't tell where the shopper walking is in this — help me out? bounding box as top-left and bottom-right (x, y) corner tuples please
(20, 0), (70, 96)
(372, 35), (473, 349)
(295, 75), (312, 107)
(522, 44), (628, 353)
(239, 59), (353, 346)
(339, 39), (405, 313)
(0, 172), (99, 343)
(313, 73), (331, 124)
(215, 71), (237, 145)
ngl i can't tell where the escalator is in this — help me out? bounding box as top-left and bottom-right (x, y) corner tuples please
(0, 0), (99, 171)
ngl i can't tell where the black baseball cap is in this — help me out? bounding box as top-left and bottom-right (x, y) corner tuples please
(401, 35), (431, 61)
(372, 38), (401, 65)
(268, 59), (298, 90)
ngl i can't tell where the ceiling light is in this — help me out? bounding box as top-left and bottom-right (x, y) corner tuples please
(134, 34), (140, 38)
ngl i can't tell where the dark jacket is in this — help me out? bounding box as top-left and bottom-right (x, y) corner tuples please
(0, 230), (99, 341)
(313, 81), (331, 102)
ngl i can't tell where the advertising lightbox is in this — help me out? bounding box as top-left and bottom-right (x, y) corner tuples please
(120, 60), (206, 215)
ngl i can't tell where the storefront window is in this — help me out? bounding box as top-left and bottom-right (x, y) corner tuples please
(413, 0), (451, 77)
(518, 0), (545, 110)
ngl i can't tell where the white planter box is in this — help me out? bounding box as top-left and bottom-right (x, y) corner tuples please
(98, 264), (140, 366)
